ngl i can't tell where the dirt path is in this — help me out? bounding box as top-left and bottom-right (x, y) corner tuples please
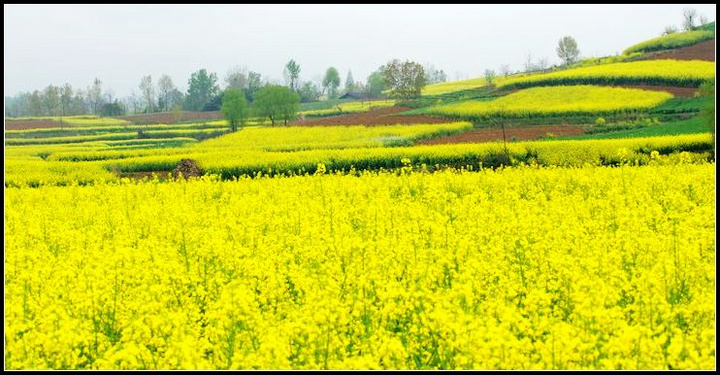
(291, 106), (451, 126)
(418, 125), (586, 145)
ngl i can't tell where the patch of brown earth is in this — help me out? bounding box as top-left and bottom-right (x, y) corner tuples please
(173, 159), (202, 179)
(639, 38), (715, 62)
(291, 106), (451, 126)
(117, 171), (172, 180)
(419, 125), (587, 145)
(5, 119), (64, 130)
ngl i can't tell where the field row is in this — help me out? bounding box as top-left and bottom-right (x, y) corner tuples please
(4, 132), (713, 187)
(497, 60), (715, 90)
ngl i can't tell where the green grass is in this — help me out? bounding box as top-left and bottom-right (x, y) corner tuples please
(649, 96), (713, 115)
(558, 117), (712, 140)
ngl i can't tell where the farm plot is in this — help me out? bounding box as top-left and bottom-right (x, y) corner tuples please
(497, 60), (715, 89)
(4, 162), (715, 370)
(419, 86), (673, 121)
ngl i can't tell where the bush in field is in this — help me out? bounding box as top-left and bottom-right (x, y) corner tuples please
(221, 88), (249, 132)
(252, 85), (301, 126)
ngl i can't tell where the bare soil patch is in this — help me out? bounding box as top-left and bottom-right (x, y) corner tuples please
(5, 119), (64, 130)
(639, 38), (715, 62)
(291, 106), (451, 126)
(418, 125), (586, 145)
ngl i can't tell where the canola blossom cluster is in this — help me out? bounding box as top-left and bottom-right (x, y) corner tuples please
(5, 162), (715, 370)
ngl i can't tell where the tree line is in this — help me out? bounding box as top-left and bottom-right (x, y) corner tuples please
(5, 60), (449, 118)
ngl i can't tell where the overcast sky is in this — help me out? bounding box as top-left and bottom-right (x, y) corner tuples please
(4, 4), (716, 98)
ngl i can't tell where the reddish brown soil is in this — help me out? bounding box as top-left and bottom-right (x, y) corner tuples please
(116, 111), (223, 125)
(640, 38), (715, 62)
(117, 171), (173, 180)
(291, 106), (451, 126)
(419, 125), (587, 145)
(613, 84), (698, 97)
(5, 119), (64, 130)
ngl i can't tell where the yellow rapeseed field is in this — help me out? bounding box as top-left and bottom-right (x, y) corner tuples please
(5, 161), (715, 370)
(301, 100), (396, 116)
(497, 60), (715, 89)
(423, 86), (673, 119)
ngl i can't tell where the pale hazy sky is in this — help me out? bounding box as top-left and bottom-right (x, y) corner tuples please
(4, 4), (716, 98)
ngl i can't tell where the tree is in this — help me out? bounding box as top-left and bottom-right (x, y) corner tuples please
(484, 69), (496, 86)
(499, 64), (511, 78)
(60, 83), (73, 117)
(698, 15), (709, 27)
(365, 69), (387, 98)
(557, 36), (580, 66)
(184, 69), (219, 111)
(661, 25), (679, 36)
(221, 88), (249, 132)
(88, 78), (104, 115)
(344, 70), (355, 93)
(253, 85), (300, 126)
(424, 64), (447, 84)
(284, 59), (301, 92)
(42, 85), (61, 116)
(225, 66), (248, 91)
(72, 89), (88, 115)
(322, 67), (341, 99)
(380, 59), (426, 100)
(157, 74), (176, 112)
(245, 71), (263, 102)
(298, 81), (321, 103)
(683, 8), (698, 31)
(100, 100), (126, 117)
(139, 75), (155, 113)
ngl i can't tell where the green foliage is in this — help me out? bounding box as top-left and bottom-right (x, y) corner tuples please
(298, 82), (322, 103)
(365, 70), (387, 98)
(623, 30), (715, 54)
(484, 69), (496, 86)
(323, 67), (341, 99)
(184, 69), (219, 111)
(252, 85), (300, 126)
(221, 88), (249, 132)
(698, 79), (715, 150)
(650, 96), (714, 115)
(696, 21), (716, 32)
(100, 100), (126, 117)
(381, 59), (427, 100)
(284, 59), (301, 92)
(561, 117), (712, 140)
